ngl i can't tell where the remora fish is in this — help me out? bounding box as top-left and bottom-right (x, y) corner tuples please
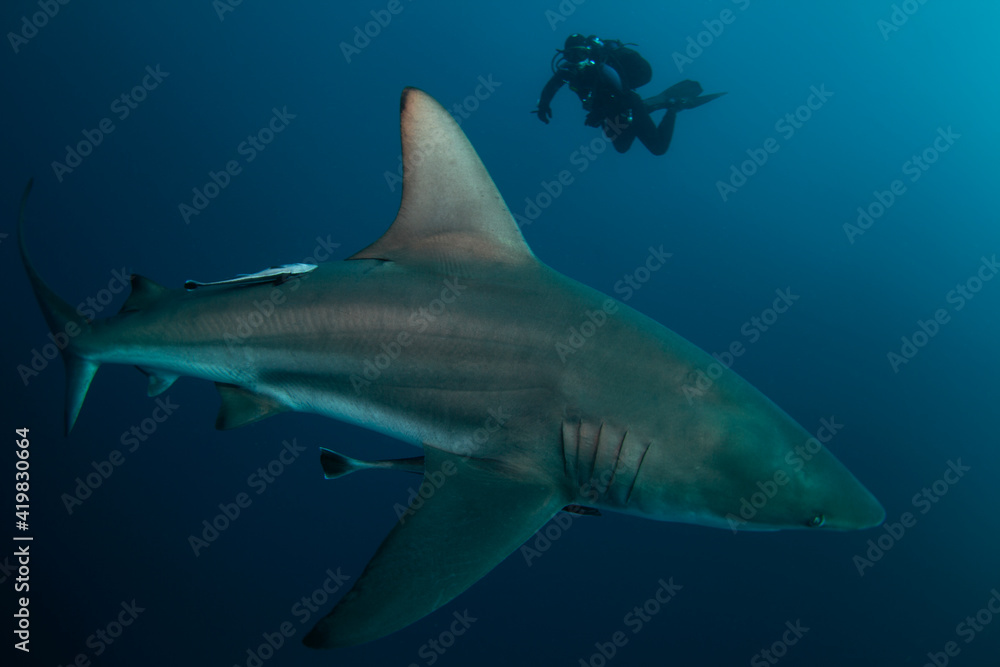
(18, 87), (884, 649)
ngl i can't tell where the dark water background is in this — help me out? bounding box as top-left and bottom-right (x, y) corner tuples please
(2, 1), (998, 665)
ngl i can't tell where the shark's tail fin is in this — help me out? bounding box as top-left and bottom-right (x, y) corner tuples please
(18, 180), (100, 434)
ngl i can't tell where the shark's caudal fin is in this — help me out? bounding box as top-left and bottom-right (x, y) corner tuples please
(349, 87), (535, 271)
(18, 181), (178, 430)
(303, 447), (566, 648)
(17, 180), (99, 434)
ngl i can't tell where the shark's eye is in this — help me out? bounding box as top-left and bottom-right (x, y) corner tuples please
(806, 514), (825, 528)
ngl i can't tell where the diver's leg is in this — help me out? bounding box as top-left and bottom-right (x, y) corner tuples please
(631, 104), (674, 156)
(607, 117), (637, 153)
(648, 109), (677, 156)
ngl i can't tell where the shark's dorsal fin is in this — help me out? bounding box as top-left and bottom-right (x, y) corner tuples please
(303, 446), (565, 648)
(349, 87), (534, 268)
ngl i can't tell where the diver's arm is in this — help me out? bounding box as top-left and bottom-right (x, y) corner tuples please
(535, 74), (565, 123)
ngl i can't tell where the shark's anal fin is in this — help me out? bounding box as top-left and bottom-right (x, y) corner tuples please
(303, 446), (566, 648)
(214, 383), (288, 430)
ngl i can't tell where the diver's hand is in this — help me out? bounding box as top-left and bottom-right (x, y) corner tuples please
(534, 103), (552, 124)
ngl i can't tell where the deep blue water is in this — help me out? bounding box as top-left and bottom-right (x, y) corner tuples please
(3, 1), (999, 666)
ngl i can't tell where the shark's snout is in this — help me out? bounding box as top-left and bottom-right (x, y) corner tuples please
(818, 480), (885, 531)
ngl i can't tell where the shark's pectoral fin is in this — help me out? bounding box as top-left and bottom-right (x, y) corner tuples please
(303, 446), (566, 649)
(213, 383), (288, 429)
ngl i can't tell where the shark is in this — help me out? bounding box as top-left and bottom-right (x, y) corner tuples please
(18, 87), (884, 649)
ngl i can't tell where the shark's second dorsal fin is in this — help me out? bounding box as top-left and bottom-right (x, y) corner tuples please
(119, 275), (167, 314)
(349, 88), (534, 269)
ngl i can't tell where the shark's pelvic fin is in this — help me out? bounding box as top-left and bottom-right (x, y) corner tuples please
(17, 179), (98, 434)
(214, 383), (288, 430)
(348, 88), (534, 270)
(303, 446), (566, 648)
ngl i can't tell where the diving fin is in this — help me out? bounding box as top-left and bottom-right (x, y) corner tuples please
(643, 80), (726, 112)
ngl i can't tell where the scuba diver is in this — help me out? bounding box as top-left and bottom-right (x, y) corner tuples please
(535, 34), (725, 155)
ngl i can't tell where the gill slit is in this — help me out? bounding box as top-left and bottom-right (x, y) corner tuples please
(625, 440), (652, 506)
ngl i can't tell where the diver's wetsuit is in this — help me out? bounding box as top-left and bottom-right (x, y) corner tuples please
(537, 45), (677, 155)
(536, 37), (723, 156)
